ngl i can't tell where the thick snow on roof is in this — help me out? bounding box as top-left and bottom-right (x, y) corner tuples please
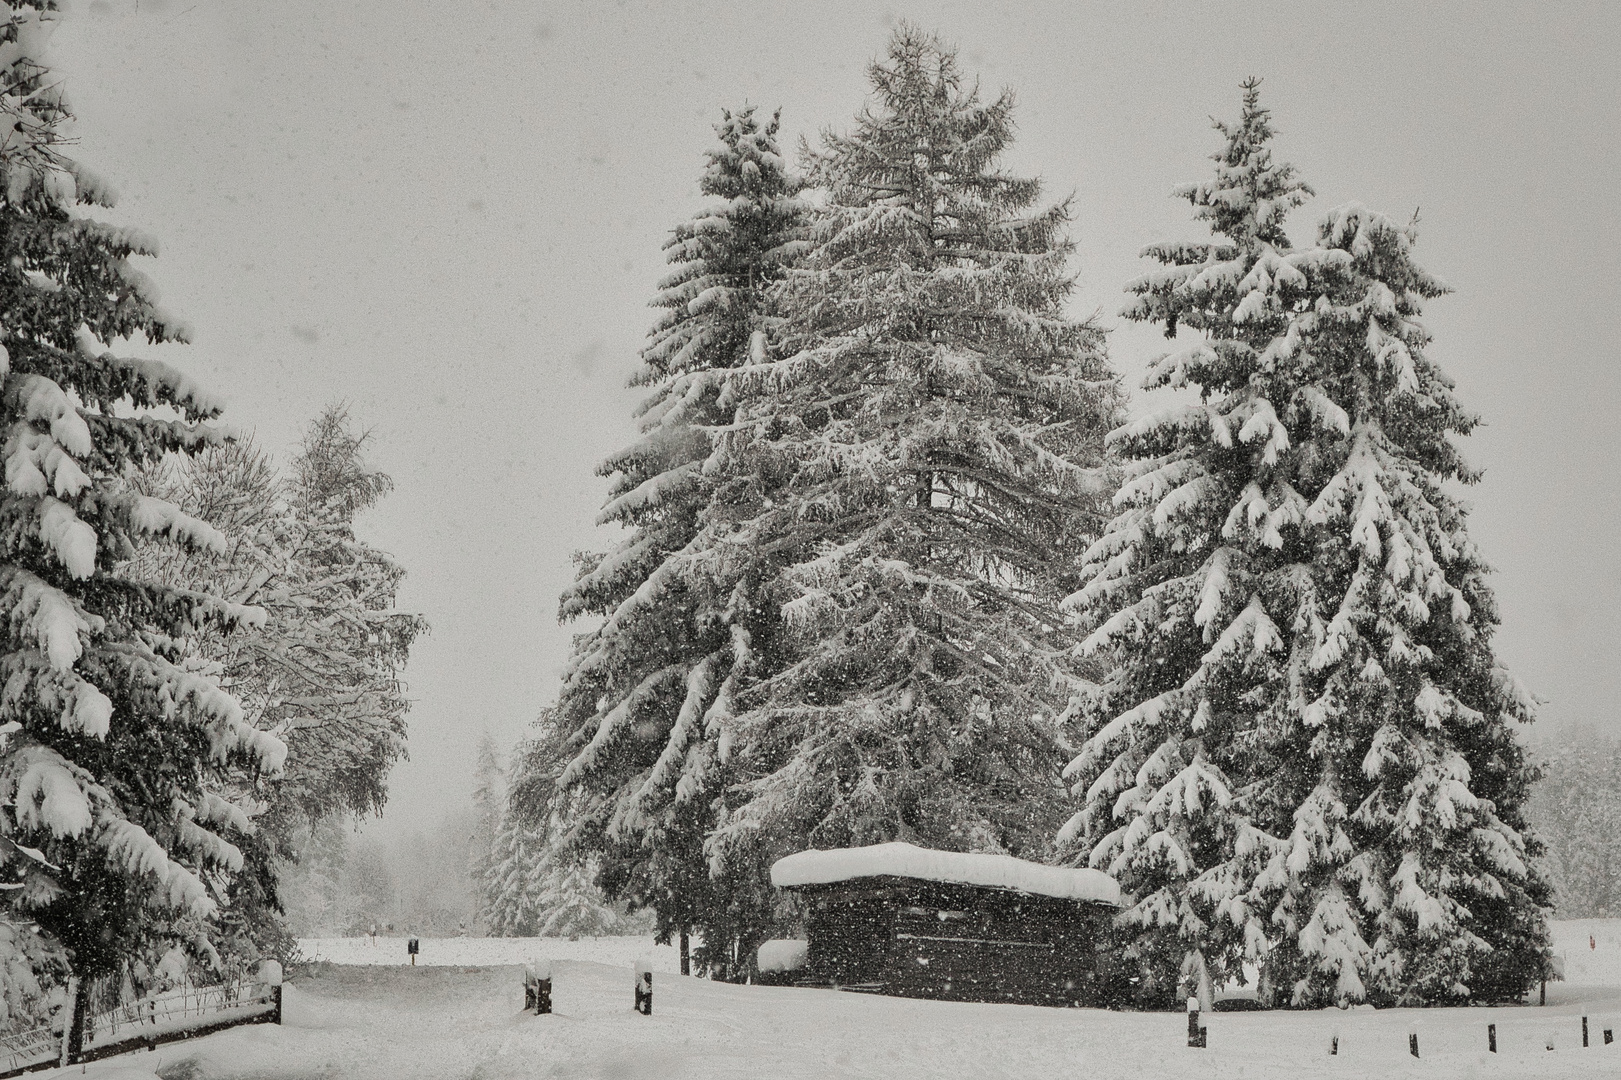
(770, 842), (1122, 906)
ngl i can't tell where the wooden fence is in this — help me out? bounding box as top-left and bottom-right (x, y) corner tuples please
(0, 969), (281, 1077)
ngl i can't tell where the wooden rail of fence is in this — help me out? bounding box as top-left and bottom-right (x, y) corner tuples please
(0, 970), (281, 1078)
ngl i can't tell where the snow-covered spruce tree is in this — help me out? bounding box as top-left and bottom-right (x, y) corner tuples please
(534, 853), (622, 939)
(1061, 80), (1546, 1007)
(0, 0), (284, 1005)
(1057, 79), (1322, 1005)
(468, 732), (503, 930)
(707, 27), (1118, 879)
(482, 809), (545, 937)
(553, 105), (804, 970)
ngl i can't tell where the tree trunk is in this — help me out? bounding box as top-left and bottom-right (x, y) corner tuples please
(65, 975), (91, 1063)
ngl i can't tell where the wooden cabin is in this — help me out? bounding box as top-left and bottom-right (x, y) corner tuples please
(767, 842), (1122, 1007)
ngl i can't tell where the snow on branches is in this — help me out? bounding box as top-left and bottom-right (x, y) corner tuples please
(1059, 80), (1548, 1007)
(0, 0), (283, 989)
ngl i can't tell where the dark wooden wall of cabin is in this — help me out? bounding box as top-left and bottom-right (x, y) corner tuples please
(797, 878), (1113, 1007)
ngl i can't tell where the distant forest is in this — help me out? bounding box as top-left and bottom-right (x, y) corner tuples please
(1527, 730), (1621, 918)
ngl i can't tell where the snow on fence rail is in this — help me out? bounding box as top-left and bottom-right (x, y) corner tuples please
(0, 965), (281, 1078)
(80, 975), (277, 1053)
(0, 1025), (58, 1077)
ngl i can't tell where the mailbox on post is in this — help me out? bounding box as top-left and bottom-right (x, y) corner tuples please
(407, 938), (420, 966)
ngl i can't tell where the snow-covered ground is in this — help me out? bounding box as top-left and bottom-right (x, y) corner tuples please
(298, 934), (683, 972)
(30, 923), (1621, 1079)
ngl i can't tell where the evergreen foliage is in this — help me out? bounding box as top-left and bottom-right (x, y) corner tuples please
(468, 732), (504, 929)
(1527, 733), (1621, 918)
(482, 809), (546, 937)
(535, 856), (622, 939)
(0, 0), (284, 995)
(1061, 80), (1548, 1007)
(552, 106), (805, 971)
(484, 724), (626, 939)
(133, 408), (423, 828)
(706, 27), (1117, 877)
(129, 407), (424, 965)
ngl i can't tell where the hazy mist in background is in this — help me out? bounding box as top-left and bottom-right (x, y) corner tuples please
(53, 0), (1621, 841)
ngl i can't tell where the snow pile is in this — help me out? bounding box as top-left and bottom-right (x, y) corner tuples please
(756, 939), (808, 973)
(771, 842), (1122, 905)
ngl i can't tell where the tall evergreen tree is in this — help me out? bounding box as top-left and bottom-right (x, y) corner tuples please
(552, 106), (805, 970)
(1058, 79), (1322, 1003)
(468, 731), (504, 930)
(1062, 81), (1547, 1007)
(131, 407), (423, 830)
(482, 809), (544, 937)
(127, 408), (424, 966)
(0, 0), (284, 1004)
(706, 27), (1118, 881)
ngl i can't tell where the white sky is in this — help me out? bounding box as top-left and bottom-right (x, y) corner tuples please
(52, 0), (1621, 840)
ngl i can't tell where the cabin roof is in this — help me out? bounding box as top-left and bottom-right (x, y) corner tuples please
(770, 842), (1122, 906)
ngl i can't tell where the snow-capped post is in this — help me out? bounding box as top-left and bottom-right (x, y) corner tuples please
(1186, 997), (1204, 1048)
(257, 960), (284, 1025)
(634, 958), (653, 1015)
(1488, 1023), (1497, 1053)
(525, 960), (552, 1015)
(408, 937), (420, 966)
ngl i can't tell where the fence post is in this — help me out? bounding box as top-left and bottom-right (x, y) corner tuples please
(1582, 1016), (1588, 1047)
(1604, 1025), (1613, 1045)
(1408, 1023), (1419, 1059)
(1330, 1027), (1339, 1056)
(1186, 997), (1201, 1049)
(408, 938), (420, 966)
(634, 959), (652, 1016)
(57, 976), (79, 1068)
(259, 960), (285, 1026)
(1488, 1023), (1496, 1053)
(526, 961), (552, 1015)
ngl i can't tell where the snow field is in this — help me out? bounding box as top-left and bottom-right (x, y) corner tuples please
(69, 958), (1621, 1080)
(33, 923), (1621, 1079)
(1550, 918), (1621, 986)
(297, 934), (683, 971)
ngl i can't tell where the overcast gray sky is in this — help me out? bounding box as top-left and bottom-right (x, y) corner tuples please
(54, 0), (1621, 839)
